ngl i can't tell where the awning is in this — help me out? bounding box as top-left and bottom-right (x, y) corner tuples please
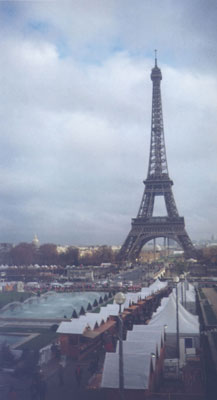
(83, 320), (116, 339)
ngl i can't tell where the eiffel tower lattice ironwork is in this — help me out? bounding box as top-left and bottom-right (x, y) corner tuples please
(119, 55), (195, 262)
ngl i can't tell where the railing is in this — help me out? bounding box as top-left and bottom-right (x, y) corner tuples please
(133, 217), (185, 225)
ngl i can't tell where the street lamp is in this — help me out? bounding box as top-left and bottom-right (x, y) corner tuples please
(114, 292), (126, 399)
(173, 276), (180, 374)
(164, 324), (168, 342)
(180, 274), (185, 306)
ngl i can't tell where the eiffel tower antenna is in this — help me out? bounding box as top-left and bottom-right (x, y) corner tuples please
(155, 49), (157, 66)
(119, 58), (195, 262)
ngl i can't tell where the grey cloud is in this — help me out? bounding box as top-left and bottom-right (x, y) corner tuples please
(0, 2), (216, 245)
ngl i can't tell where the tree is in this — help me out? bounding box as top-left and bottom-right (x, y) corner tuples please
(38, 244), (58, 265)
(80, 245), (115, 266)
(199, 246), (217, 264)
(79, 306), (86, 316)
(60, 246), (79, 266)
(10, 243), (36, 266)
(72, 310), (78, 318)
(93, 299), (98, 307)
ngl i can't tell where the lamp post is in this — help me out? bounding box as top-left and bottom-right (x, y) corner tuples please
(164, 324), (168, 342)
(174, 276), (180, 375)
(114, 292), (126, 399)
(180, 273), (185, 306)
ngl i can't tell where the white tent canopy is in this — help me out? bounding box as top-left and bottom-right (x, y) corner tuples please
(101, 352), (152, 389)
(148, 279), (168, 292)
(116, 340), (157, 369)
(140, 288), (152, 299)
(85, 312), (106, 326)
(105, 304), (120, 315)
(152, 297), (170, 318)
(126, 330), (162, 355)
(132, 324), (165, 342)
(98, 306), (112, 320)
(175, 282), (196, 303)
(149, 294), (199, 334)
(57, 319), (88, 335)
(171, 293), (198, 325)
(141, 279), (168, 297)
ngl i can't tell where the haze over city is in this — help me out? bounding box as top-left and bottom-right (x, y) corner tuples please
(0, 0), (216, 245)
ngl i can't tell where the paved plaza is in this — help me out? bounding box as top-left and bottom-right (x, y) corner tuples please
(0, 350), (104, 400)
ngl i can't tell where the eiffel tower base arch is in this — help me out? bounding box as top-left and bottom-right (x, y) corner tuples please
(119, 216), (195, 262)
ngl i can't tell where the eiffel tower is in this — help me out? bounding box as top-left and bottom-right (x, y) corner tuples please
(119, 54), (195, 262)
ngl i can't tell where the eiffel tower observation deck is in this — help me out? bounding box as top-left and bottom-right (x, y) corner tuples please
(119, 53), (195, 262)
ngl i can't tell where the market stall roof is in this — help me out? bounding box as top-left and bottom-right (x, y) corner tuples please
(85, 312), (107, 326)
(116, 340), (157, 369)
(105, 304), (120, 315)
(83, 319), (116, 339)
(140, 287), (152, 297)
(57, 319), (88, 335)
(140, 279), (167, 298)
(149, 294), (199, 334)
(99, 306), (113, 320)
(151, 297), (170, 317)
(132, 324), (165, 343)
(170, 292), (198, 325)
(125, 293), (141, 303)
(78, 315), (99, 330)
(148, 278), (168, 292)
(126, 330), (162, 354)
(175, 282), (196, 303)
(101, 352), (153, 390)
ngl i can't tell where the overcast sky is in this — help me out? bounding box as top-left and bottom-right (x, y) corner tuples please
(0, 0), (216, 246)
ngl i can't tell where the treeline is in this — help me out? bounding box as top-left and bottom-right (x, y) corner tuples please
(0, 243), (118, 267)
(197, 246), (217, 264)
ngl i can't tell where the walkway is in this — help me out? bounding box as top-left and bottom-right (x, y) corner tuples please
(0, 348), (105, 400)
(202, 288), (217, 317)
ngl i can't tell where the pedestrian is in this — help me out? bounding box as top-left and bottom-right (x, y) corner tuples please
(58, 363), (64, 386)
(75, 364), (83, 387)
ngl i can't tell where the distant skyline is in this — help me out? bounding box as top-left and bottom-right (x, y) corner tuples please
(0, 1), (216, 245)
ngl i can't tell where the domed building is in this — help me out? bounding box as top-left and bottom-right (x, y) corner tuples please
(32, 234), (40, 248)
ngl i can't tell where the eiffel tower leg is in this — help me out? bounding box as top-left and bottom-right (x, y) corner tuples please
(118, 231), (138, 261)
(164, 191), (179, 217)
(126, 233), (150, 262)
(176, 230), (195, 257)
(138, 192), (154, 218)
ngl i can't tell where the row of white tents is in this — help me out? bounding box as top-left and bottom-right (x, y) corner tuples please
(57, 279), (168, 335)
(57, 277), (199, 391)
(101, 279), (199, 390)
(101, 325), (165, 390)
(149, 290), (199, 360)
